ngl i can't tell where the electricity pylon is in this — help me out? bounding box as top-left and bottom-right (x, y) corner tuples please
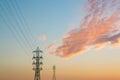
(32, 47), (43, 80)
(52, 65), (56, 80)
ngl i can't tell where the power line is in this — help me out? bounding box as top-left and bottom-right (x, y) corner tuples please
(0, 11), (30, 59)
(13, 0), (37, 47)
(0, 1), (31, 58)
(5, 0), (34, 50)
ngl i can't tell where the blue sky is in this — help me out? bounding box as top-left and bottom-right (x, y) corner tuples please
(0, 0), (86, 80)
(1, 0), (120, 80)
(0, 0), (86, 54)
(18, 0), (85, 42)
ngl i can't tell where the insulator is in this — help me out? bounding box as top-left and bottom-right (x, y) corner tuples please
(32, 54), (36, 59)
(32, 67), (35, 70)
(40, 67), (43, 70)
(40, 62), (43, 65)
(40, 56), (43, 59)
(32, 61), (36, 65)
(32, 56), (36, 59)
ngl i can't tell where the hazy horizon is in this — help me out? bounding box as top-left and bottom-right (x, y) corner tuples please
(0, 0), (120, 80)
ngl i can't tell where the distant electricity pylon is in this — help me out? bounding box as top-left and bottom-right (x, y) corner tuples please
(52, 65), (56, 80)
(32, 47), (43, 80)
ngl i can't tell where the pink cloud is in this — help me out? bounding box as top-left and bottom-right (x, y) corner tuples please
(39, 35), (46, 41)
(48, 0), (120, 58)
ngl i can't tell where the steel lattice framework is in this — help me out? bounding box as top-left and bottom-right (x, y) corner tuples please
(52, 65), (56, 80)
(32, 47), (43, 80)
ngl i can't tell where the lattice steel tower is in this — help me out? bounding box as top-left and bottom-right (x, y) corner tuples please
(32, 47), (43, 80)
(52, 65), (56, 80)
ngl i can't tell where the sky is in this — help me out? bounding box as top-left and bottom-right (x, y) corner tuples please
(0, 0), (120, 80)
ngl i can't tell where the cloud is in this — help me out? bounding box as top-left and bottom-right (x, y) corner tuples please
(48, 0), (120, 58)
(39, 35), (46, 41)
